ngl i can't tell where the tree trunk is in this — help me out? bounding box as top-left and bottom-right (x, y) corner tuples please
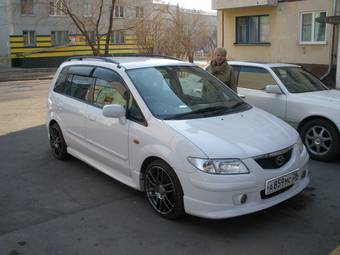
(104, 0), (116, 56)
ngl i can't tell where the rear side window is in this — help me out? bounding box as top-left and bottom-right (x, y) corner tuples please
(69, 75), (94, 101)
(53, 66), (94, 102)
(238, 66), (277, 90)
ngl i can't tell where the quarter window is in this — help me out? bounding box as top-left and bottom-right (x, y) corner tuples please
(237, 66), (277, 90)
(54, 73), (72, 95)
(21, 0), (33, 15)
(300, 11), (326, 43)
(23, 30), (36, 46)
(236, 15), (269, 44)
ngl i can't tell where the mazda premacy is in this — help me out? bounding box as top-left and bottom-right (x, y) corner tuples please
(47, 56), (310, 219)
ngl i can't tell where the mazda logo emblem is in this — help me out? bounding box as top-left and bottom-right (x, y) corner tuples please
(275, 155), (285, 166)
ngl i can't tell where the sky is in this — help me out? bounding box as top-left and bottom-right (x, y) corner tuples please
(156, 0), (215, 12)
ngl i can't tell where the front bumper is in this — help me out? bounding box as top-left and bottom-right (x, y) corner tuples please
(178, 144), (310, 219)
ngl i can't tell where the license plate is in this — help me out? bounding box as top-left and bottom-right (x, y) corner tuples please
(265, 170), (300, 195)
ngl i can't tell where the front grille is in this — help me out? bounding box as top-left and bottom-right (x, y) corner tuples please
(255, 147), (293, 169)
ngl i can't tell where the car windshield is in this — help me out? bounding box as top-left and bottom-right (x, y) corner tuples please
(127, 66), (249, 120)
(272, 66), (328, 93)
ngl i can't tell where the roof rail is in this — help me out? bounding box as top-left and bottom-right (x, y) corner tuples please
(66, 56), (121, 67)
(111, 53), (181, 61)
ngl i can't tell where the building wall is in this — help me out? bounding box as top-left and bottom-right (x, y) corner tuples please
(3, 0), (153, 67)
(218, 0), (332, 66)
(0, 0), (11, 66)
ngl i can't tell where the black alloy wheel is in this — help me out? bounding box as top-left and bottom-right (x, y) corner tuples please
(49, 123), (69, 160)
(144, 160), (185, 219)
(300, 118), (340, 161)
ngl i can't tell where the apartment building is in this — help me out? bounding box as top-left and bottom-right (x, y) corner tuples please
(212, 0), (338, 85)
(0, 0), (153, 67)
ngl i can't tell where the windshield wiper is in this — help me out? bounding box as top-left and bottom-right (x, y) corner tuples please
(164, 106), (228, 120)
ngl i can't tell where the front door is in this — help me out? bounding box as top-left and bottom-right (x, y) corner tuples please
(85, 68), (130, 177)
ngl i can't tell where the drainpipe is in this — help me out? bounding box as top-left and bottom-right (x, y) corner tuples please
(320, 0), (337, 81)
(222, 11), (225, 48)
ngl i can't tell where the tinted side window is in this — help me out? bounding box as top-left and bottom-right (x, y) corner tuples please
(69, 75), (93, 101)
(238, 66), (276, 90)
(127, 97), (146, 124)
(54, 72), (67, 93)
(55, 74), (73, 95)
(54, 66), (70, 93)
(93, 67), (121, 81)
(93, 78), (127, 109)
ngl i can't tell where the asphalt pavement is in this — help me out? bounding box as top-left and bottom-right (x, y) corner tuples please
(0, 79), (339, 255)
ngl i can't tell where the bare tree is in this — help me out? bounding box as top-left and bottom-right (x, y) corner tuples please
(47, 0), (117, 56)
(135, 4), (211, 62)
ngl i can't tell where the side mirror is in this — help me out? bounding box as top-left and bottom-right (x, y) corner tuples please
(103, 104), (126, 118)
(265, 85), (282, 94)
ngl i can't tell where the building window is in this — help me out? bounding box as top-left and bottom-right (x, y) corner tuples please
(21, 0), (33, 15)
(49, 0), (65, 16)
(111, 31), (125, 44)
(113, 6), (124, 18)
(51, 31), (69, 46)
(300, 11), (326, 43)
(236, 15), (269, 44)
(87, 31), (96, 44)
(84, 3), (92, 17)
(136, 6), (144, 18)
(23, 31), (36, 46)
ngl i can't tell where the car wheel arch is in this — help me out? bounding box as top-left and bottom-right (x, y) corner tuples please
(297, 115), (339, 135)
(139, 156), (178, 192)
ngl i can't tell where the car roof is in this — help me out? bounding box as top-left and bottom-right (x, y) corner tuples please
(228, 61), (301, 68)
(65, 56), (193, 70)
(114, 57), (193, 69)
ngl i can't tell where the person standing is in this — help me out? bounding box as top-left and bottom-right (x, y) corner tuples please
(206, 47), (237, 93)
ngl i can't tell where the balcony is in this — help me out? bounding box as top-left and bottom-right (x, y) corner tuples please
(212, 0), (278, 10)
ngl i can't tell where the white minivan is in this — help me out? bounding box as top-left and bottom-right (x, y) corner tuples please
(47, 56), (309, 219)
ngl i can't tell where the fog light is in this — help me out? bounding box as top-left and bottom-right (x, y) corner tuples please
(240, 194), (247, 204)
(301, 170), (307, 179)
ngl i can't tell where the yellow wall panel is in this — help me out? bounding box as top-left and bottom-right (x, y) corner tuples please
(36, 42), (52, 47)
(10, 37), (24, 42)
(10, 43), (25, 48)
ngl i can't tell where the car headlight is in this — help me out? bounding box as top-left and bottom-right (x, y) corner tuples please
(187, 158), (250, 175)
(297, 137), (305, 154)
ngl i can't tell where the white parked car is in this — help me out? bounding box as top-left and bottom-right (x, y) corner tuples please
(229, 61), (340, 161)
(47, 56), (309, 219)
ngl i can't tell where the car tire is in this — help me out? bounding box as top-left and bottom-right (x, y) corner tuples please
(49, 122), (69, 160)
(144, 160), (185, 220)
(300, 118), (340, 161)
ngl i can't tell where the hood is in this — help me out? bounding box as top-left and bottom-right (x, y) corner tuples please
(297, 90), (340, 105)
(164, 107), (298, 159)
